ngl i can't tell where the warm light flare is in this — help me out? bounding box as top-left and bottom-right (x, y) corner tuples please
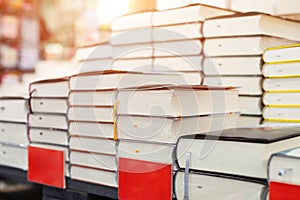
(97, 0), (129, 25)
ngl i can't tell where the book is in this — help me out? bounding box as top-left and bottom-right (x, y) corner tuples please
(110, 28), (152, 45)
(152, 4), (235, 26)
(204, 56), (262, 76)
(29, 128), (68, 146)
(69, 136), (116, 155)
(193, 0), (230, 8)
(263, 62), (300, 78)
(0, 143), (27, 170)
(237, 115), (262, 127)
(69, 121), (113, 139)
(263, 120), (300, 126)
(174, 171), (268, 200)
(204, 76), (263, 95)
(75, 43), (111, 61)
(68, 106), (113, 123)
(239, 96), (262, 115)
(29, 113), (68, 130)
(29, 78), (69, 98)
(30, 98), (68, 114)
(111, 11), (153, 32)
(69, 90), (116, 107)
(0, 122), (28, 146)
(263, 77), (300, 92)
(78, 59), (112, 73)
(70, 165), (117, 187)
(117, 113), (238, 143)
(112, 58), (153, 72)
(69, 71), (202, 90)
(152, 23), (203, 42)
(153, 56), (203, 72)
(176, 127), (300, 178)
(153, 40), (202, 57)
(203, 13), (300, 41)
(263, 92), (300, 106)
(112, 43), (153, 59)
(70, 150), (117, 171)
(0, 97), (28, 123)
(117, 85), (239, 117)
(263, 107), (300, 122)
(263, 44), (300, 63)
(204, 36), (293, 57)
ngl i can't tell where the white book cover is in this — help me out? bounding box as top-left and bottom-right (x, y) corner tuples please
(204, 76), (263, 95)
(175, 171), (267, 200)
(29, 128), (68, 146)
(117, 113), (238, 143)
(111, 12), (153, 32)
(154, 40), (202, 57)
(237, 115), (262, 127)
(263, 107), (300, 122)
(30, 98), (68, 114)
(29, 113), (68, 130)
(110, 28), (152, 45)
(203, 13), (300, 41)
(263, 44), (300, 63)
(263, 62), (300, 78)
(68, 106), (114, 123)
(0, 98), (28, 123)
(78, 59), (113, 73)
(204, 57), (262, 76)
(118, 139), (175, 164)
(70, 165), (117, 187)
(70, 136), (116, 155)
(0, 122), (28, 146)
(154, 56), (203, 72)
(112, 58), (153, 72)
(204, 36), (293, 57)
(153, 23), (203, 42)
(69, 121), (114, 139)
(263, 77), (300, 92)
(70, 150), (117, 171)
(239, 96), (262, 115)
(153, 4), (235, 26)
(0, 143), (27, 170)
(117, 85), (239, 117)
(112, 43), (153, 59)
(69, 90), (116, 107)
(29, 78), (69, 98)
(69, 71), (202, 90)
(263, 92), (300, 106)
(30, 143), (69, 162)
(76, 44), (111, 61)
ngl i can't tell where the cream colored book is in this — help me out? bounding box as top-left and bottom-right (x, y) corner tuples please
(112, 43), (153, 59)
(263, 92), (300, 106)
(76, 43), (111, 61)
(29, 128), (68, 146)
(68, 106), (114, 123)
(29, 78), (69, 98)
(239, 96), (262, 115)
(263, 77), (300, 92)
(0, 143), (27, 170)
(29, 113), (68, 130)
(112, 58), (153, 72)
(110, 28), (152, 45)
(263, 62), (300, 78)
(263, 107), (300, 122)
(154, 40), (202, 57)
(237, 115), (262, 127)
(78, 59), (112, 73)
(153, 56), (203, 72)
(69, 121), (114, 139)
(0, 122), (28, 145)
(0, 97), (28, 123)
(69, 90), (116, 106)
(263, 44), (300, 63)
(30, 98), (68, 114)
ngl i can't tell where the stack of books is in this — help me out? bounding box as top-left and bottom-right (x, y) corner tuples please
(203, 13), (300, 127)
(0, 97), (28, 170)
(28, 78), (70, 178)
(262, 44), (300, 125)
(175, 127), (300, 199)
(117, 85), (240, 199)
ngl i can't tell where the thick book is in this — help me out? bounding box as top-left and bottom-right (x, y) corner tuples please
(204, 56), (262, 76)
(204, 76), (263, 95)
(111, 43), (153, 59)
(69, 121), (113, 139)
(110, 28), (152, 45)
(152, 4), (235, 26)
(0, 122), (28, 146)
(75, 43), (111, 61)
(69, 70), (202, 90)
(176, 127), (300, 179)
(263, 44), (300, 63)
(69, 136), (116, 155)
(263, 62), (300, 78)
(263, 92), (300, 106)
(111, 11), (153, 32)
(263, 107), (300, 122)
(29, 128), (68, 146)
(78, 59), (112, 73)
(117, 85), (239, 117)
(239, 96), (262, 115)
(153, 56), (203, 72)
(0, 143), (27, 170)
(68, 106), (114, 123)
(117, 113), (238, 143)
(70, 165), (117, 187)
(30, 98), (68, 114)
(203, 13), (300, 41)
(70, 150), (116, 171)
(174, 170), (268, 200)
(29, 113), (68, 130)
(204, 36), (293, 57)
(29, 78), (69, 98)
(0, 97), (28, 123)
(69, 90), (116, 107)
(112, 58), (153, 72)
(263, 77), (300, 92)
(237, 115), (262, 127)
(153, 39), (202, 57)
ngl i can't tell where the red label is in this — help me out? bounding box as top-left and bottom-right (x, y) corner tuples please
(270, 181), (300, 200)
